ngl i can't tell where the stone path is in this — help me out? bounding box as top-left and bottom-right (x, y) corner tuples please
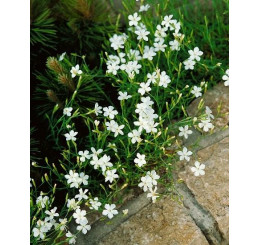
(74, 83), (229, 245)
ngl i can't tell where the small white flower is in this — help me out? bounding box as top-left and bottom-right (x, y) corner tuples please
(113, 123), (125, 137)
(59, 52), (66, 61)
(205, 106), (214, 120)
(147, 170), (160, 185)
(64, 130), (78, 141)
(75, 188), (89, 201)
(147, 187), (159, 203)
(105, 120), (117, 132)
(89, 197), (101, 210)
(138, 175), (153, 192)
(94, 120), (100, 127)
(99, 154), (113, 172)
(161, 15), (174, 28)
(103, 106), (118, 119)
(67, 198), (79, 210)
(76, 219), (91, 234)
(58, 218), (67, 231)
(107, 62), (120, 75)
(147, 72), (158, 84)
(128, 12), (141, 26)
(138, 81), (151, 95)
(102, 204), (118, 219)
(169, 40), (180, 51)
(78, 150), (91, 162)
(191, 86), (202, 98)
(66, 231), (76, 244)
(94, 103), (102, 116)
(90, 147), (103, 158)
(191, 161), (205, 176)
(118, 91), (132, 100)
(110, 34), (127, 50)
(105, 169), (119, 183)
(128, 129), (142, 144)
(73, 208), (87, 224)
(70, 64), (82, 78)
(188, 47), (203, 61)
(179, 125), (193, 139)
(36, 195), (49, 209)
(177, 147), (193, 161)
(45, 207), (59, 221)
(65, 170), (80, 188)
(79, 172), (89, 185)
(143, 46), (156, 60)
(222, 69), (229, 86)
(139, 4), (150, 12)
(154, 39), (167, 52)
(134, 153), (146, 167)
(63, 107), (73, 116)
(198, 119), (213, 132)
(184, 59), (196, 70)
(122, 209), (129, 215)
(135, 28), (150, 41)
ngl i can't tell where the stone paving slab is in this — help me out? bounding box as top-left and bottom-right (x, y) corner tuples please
(179, 137), (229, 242)
(99, 196), (209, 245)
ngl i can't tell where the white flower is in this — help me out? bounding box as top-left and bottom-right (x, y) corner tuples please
(113, 123), (125, 137)
(67, 199), (79, 210)
(59, 52), (66, 61)
(128, 12), (141, 26)
(110, 34), (127, 50)
(135, 28), (150, 41)
(155, 25), (167, 39)
(64, 130), (78, 141)
(147, 72), (158, 84)
(191, 161), (205, 176)
(222, 69), (229, 86)
(169, 40), (180, 51)
(191, 86), (202, 98)
(70, 64), (82, 78)
(138, 81), (151, 95)
(89, 197), (101, 210)
(63, 107), (73, 116)
(147, 187), (159, 203)
(205, 106), (214, 120)
(128, 49), (142, 61)
(134, 153), (147, 167)
(177, 147), (193, 161)
(32, 227), (45, 240)
(94, 103), (102, 116)
(154, 39), (167, 52)
(105, 120), (117, 132)
(45, 207), (59, 221)
(90, 156), (102, 170)
(159, 71), (171, 88)
(105, 169), (119, 183)
(73, 208), (87, 224)
(161, 15), (174, 28)
(65, 170), (80, 188)
(102, 204), (118, 219)
(79, 172), (89, 185)
(139, 4), (150, 12)
(122, 209), (129, 215)
(138, 175), (153, 192)
(90, 147), (103, 158)
(147, 170), (160, 185)
(184, 59), (196, 70)
(107, 62), (120, 75)
(99, 154), (113, 172)
(179, 125), (193, 139)
(78, 150), (91, 162)
(75, 188), (89, 201)
(76, 219), (91, 234)
(66, 231), (76, 244)
(188, 47), (203, 61)
(143, 46), (156, 60)
(118, 91), (132, 100)
(103, 106), (118, 119)
(36, 195), (49, 209)
(128, 129), (142, 144)
(198, 119), (213, 132)
(58, 218), (67, 231)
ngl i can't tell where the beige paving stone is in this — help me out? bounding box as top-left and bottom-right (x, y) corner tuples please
(98, 196), (209, 245)
(187, 83), (229, 131)
(179, 137), (229, 241)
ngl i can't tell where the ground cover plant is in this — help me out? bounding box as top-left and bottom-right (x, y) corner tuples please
(30, 0), (229, 244)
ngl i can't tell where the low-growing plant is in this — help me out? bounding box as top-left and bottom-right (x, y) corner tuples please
(30, 0), (229, 244)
